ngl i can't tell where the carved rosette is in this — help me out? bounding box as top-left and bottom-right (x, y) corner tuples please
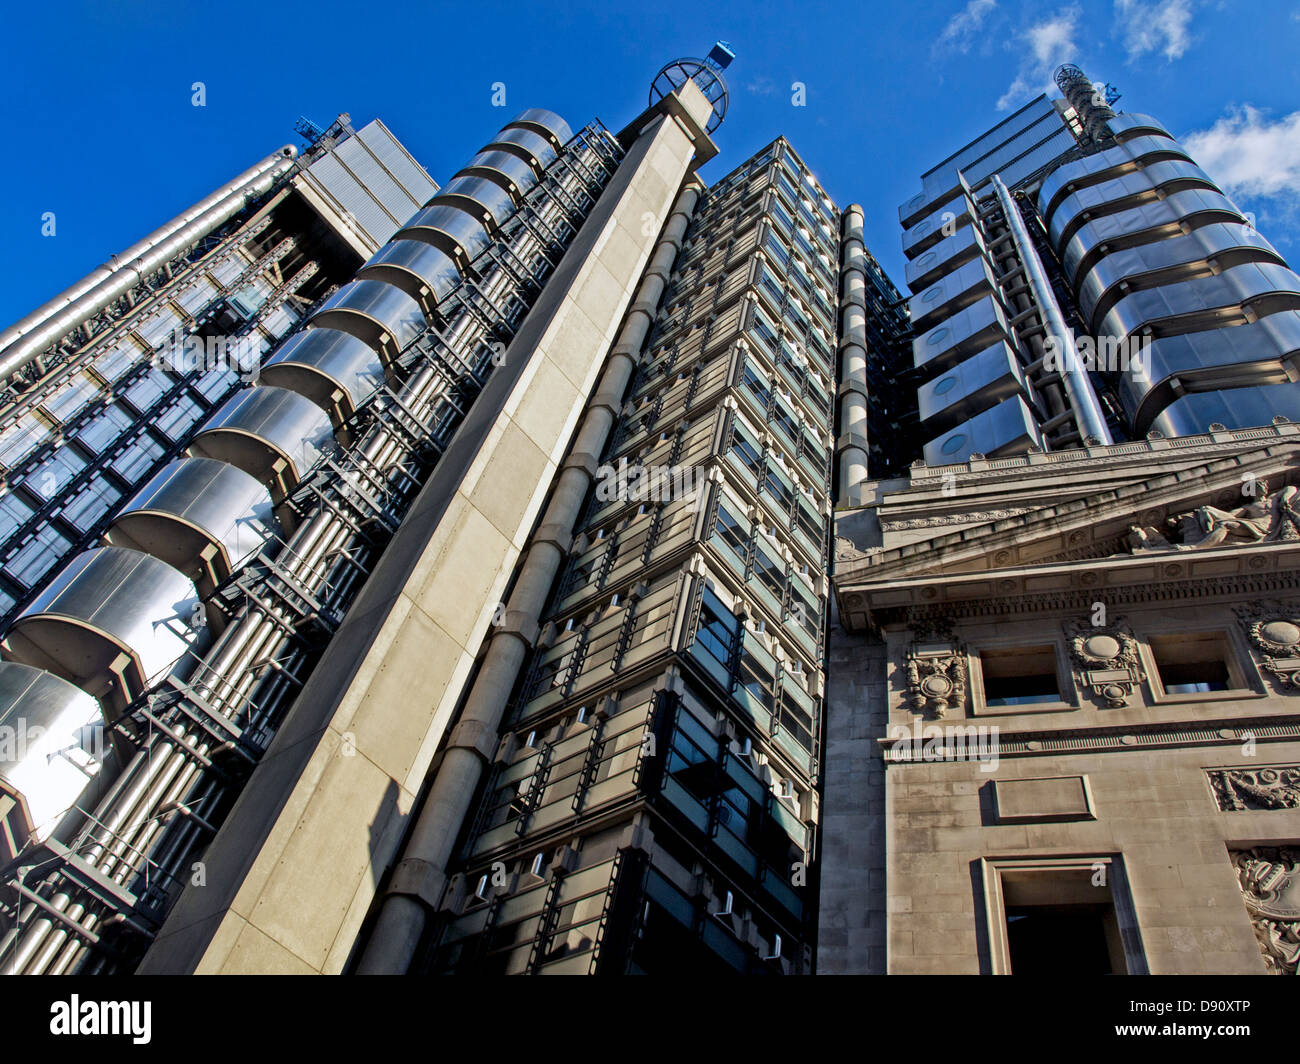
(1064, 619), (1142, 708)
(1236, 604), (1300, 689)
(1232, 847), (1300, 975)
(906, 643), (966, 720)
(1210, 766), (1300, 811)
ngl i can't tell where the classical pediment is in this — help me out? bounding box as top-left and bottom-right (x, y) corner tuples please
(837, 441), (1300, 584)
(834, 433), (1300, 633)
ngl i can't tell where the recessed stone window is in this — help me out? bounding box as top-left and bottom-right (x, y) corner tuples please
(980, 856), (1147, 975)
(1149, 631), (1241, 695)
(979, 645), (1061, 707)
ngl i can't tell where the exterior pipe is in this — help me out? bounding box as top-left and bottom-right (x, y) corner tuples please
(990, 175), (1113, 446)
(836, 204), (870, 505)
(3, 134), (603, 973)
(356, 182), (702, 974)
(0, 146), (299, 382)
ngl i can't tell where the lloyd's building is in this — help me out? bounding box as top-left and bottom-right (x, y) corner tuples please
(1, 45), (1298, 976)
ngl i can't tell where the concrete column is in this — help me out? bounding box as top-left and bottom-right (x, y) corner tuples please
(837, 205), (871, 506)
(355, 176), (702, 973)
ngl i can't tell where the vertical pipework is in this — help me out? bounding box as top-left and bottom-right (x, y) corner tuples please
(991, 175), (1112, 446)
(355, 181), (702, 975)
(836, 205), (870, 505)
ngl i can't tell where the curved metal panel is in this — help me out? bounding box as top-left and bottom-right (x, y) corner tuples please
(458, 150), (538, 200)
(1048, 159), (1221, 250)
(431, 176), (516, 230)
(1118, 311), (1300, 433)
(1077, 222), (1284, 331)
(918, 341), (1029, 435)
(396, 203), (491, 266)
(904, 223), (984, 294)
(507, 109), (573, 148)
(1060, 188), (1248, 289)
(1099, 261), (1300, 346)
(1152, 381), (1300, 437)
(907, 256), (998, 333)
(357, 239), (461, 309)
(1106, 112), (1173, 143)
(189, 385), (334, 491)
(913, 295), (1012, 373)
(0, 662), (105, 845)
(1038, 134), (1191, 222)
(922, 394), (1044, 466)
(486, 126), (558, 173)
(107, 456), (274, 583)
(260, 327), (385, 420)
(309, 279), (426, 359)
(902, 195), (970, 260)
(4, 546), (201, 708)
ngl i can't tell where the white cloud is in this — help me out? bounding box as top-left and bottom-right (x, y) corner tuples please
(1183, 106), (1300, 200)
(1114, 0), (1198, 62)
(996, 6), (1080, 111)
(933, 0), (998, 57)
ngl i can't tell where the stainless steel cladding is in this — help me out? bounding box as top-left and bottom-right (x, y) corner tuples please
(905, 223), (985, 293)
(260, 328), (387, 421)
(1058, 188), (1248, 288)
(486, 127), (559, 173)
(189, 385), (336, 498)
(1045, 159), (1221, 249)
(912, 295), (1013, 374)
(4, 546), (203, 714)
(105, 457), (275, 587)
(1097, 261), (1300, 344)
(918, 341), (1031, 436)
(1153, 381), (1300, 435)
(356, 240), (463, 310)
(508, 109), (574, 147)
(1037, 133), (1193, 219)
(923, 394), (1046, 465)
(0, 662), (105, 854)
(460, 150), (540, 200)
(309, 279), (427, 360)
(902, 195), (971, 259)
(908, 256), (999, 332)
(1120, 312), (1300, 434)
(431, 176), (518, 231)
(1075, 222), (1283, 330)
(396, 204), (493, 266)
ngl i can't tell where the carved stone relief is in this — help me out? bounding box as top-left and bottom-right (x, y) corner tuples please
(905, 643), (966, 720)
(1232, 847), (1300, 975)
(1236, 602), (1300, 689)
(1064, 618), (1142, 708)
(1129, 484), (1300, 552)
(1210, 767), (1300, 811)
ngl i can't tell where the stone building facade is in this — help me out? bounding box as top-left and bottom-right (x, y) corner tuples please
(821, 424), (1300, 974)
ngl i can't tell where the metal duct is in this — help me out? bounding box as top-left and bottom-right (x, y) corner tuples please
(0, 146), (299, 383)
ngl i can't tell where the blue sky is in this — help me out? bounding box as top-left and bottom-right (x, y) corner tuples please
(2, 0), (1299, 323)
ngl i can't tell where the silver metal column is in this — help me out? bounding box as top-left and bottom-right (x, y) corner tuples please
(991, 175), (1113, 446)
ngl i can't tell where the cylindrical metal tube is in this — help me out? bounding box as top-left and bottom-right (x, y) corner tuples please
(0, 147), (299, 381)
(991, 176), (1113, 445)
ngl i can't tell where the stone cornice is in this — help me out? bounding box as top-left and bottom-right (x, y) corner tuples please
(838, 542), (1300, 632)
(836, 441), (1300, 588)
